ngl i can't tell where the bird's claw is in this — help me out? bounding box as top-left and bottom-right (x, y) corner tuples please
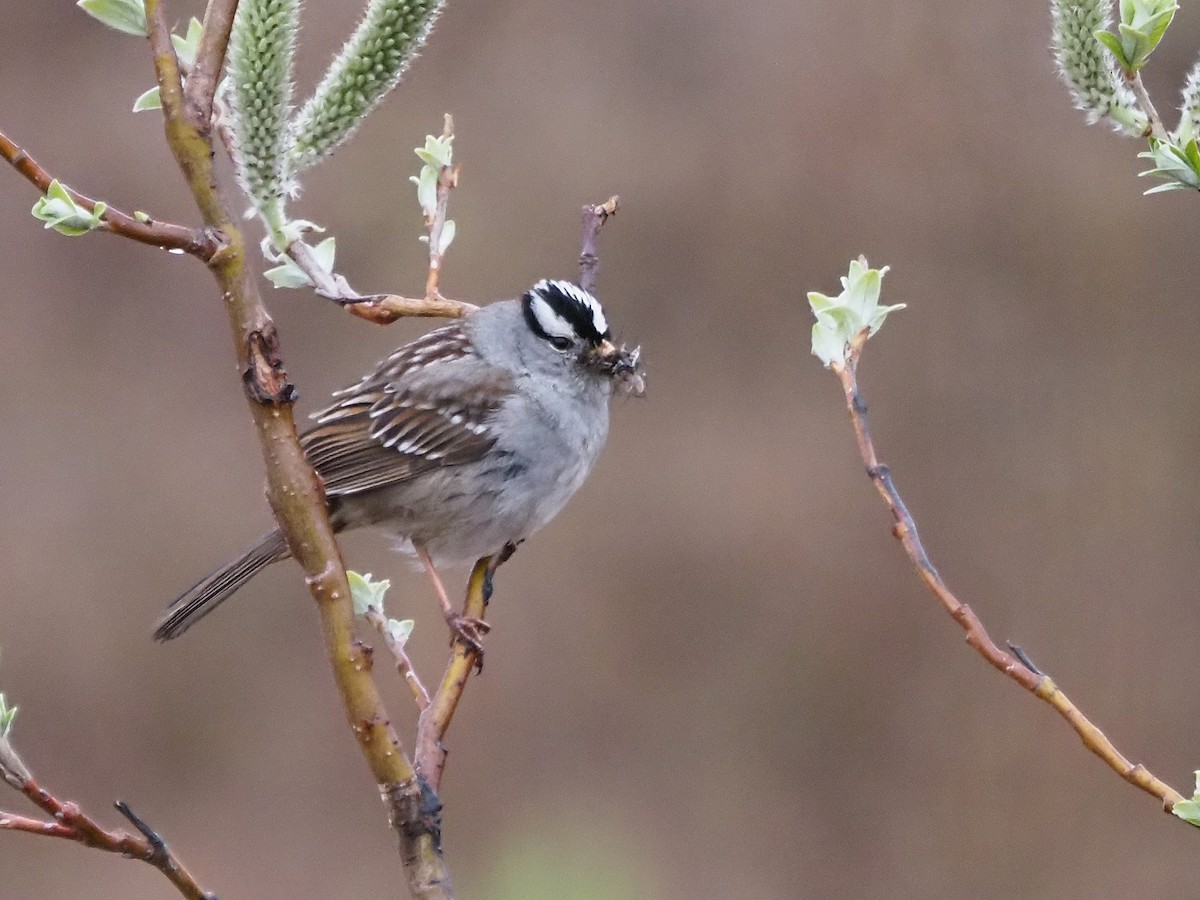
(447, 614), (490, 664)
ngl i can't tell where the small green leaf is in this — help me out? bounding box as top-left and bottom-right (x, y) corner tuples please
(263, 257), (312, 289)
(1172, 771), (1200, 827)
(0, 694), (17, 739)
(410, 166), (438, 219)
(132, 86), (162, 112)
(806, 257), (901, 368)
(172, 17), (204, 67)
(262, 236), (335, 288)
(385, 618), (414, 647)
(1094, 29), (1129, 68)
(415, 133), (454, 169)
(348, 571), (391, 617)
(312, 236), (336, 271)
(1137, 136), (1200, 192)
(77, 0), (147, 36)
(1104, 0), (1178, 70)
(436, 219), (456, 256)
(31, 180), (107, 236)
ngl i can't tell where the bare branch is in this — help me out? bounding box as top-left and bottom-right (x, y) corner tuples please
(0, 128), (217, 260)
(0, 733), (213, 899)
(416, 546), (515, 792)
(579, 195), (619, 293)
(830, 341), (1185, 813)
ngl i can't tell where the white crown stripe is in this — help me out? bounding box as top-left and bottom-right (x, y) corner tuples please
(533, 279), (609, 337)
(529, 292), (578, 340)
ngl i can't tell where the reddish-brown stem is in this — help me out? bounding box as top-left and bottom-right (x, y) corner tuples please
(282, 240), (477, 324)
(0, 735), (213, 899)
(832, 337), (1185, 812)
(579, 195), (619, 294)
(0, 128), (216, 260)
(0, 810), (76, 840)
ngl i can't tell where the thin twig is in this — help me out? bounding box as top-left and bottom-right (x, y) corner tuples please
(831, 332), (1185, 813)
(265, 114), (477, 325)
(283, 240), (477, 323)
(579, 195), (619, 293)
(364, 608), (431, 710)
(1126, 70), (1167, 140)
(0, 128), (217, 260)
(142, 2), (453, 894)
(0, 735), (213, 899)
(184, 0), (238, 126)
(423, 114), (457, 300)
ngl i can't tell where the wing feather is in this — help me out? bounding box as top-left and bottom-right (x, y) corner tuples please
(300, 322), (512, 496)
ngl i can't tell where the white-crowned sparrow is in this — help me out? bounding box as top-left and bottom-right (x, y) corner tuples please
(154, 279), (644, 644)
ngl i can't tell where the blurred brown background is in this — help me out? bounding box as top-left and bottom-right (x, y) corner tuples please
(2, 1), (1200, 897)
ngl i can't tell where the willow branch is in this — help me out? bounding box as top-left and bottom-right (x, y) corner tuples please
(0, 128), (217, 260)
(579, 195), (619, 293)
(185, 0), (238, 125)
(283, 239), (477, 324)
(1125, 70), (1167, 140)
(0, 735), (212, 899)
(143, 2), (451, 894)
(831, 334), (1184, 813)
(416, 554), (500, 792)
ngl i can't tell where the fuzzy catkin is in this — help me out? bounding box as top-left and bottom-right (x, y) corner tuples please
(1051, 0), (1148, 136)
(227, 0), (301, 213)
(1177, 59), (1200, 142)
(289, 0), (444, 174)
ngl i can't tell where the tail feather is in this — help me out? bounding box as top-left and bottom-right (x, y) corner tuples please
(154, 530), (289, 640)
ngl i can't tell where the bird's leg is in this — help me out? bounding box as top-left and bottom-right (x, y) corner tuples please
(415, 544), (491, 654)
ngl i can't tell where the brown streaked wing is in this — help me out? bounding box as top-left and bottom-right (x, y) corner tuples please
(300, 322), (513, 496)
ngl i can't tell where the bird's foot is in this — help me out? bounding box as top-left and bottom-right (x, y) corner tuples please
(447, 614), (491, 664)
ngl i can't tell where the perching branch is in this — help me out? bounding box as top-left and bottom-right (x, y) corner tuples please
(141, 2), (452, 895)
(0, 732), (213, 899)
(0, 128), (217, 260)
(829, 331), (1185, 814)
(416, 550), (510, 791)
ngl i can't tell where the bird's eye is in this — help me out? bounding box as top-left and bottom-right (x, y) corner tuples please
(549, 336), (573, 351)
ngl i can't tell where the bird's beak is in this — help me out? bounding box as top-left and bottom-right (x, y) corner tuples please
(595, 339), (620, 361)
(589, 339), (645, 397)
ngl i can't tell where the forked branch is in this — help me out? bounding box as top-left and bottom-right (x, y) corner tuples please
(0, 734), (212, 899)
